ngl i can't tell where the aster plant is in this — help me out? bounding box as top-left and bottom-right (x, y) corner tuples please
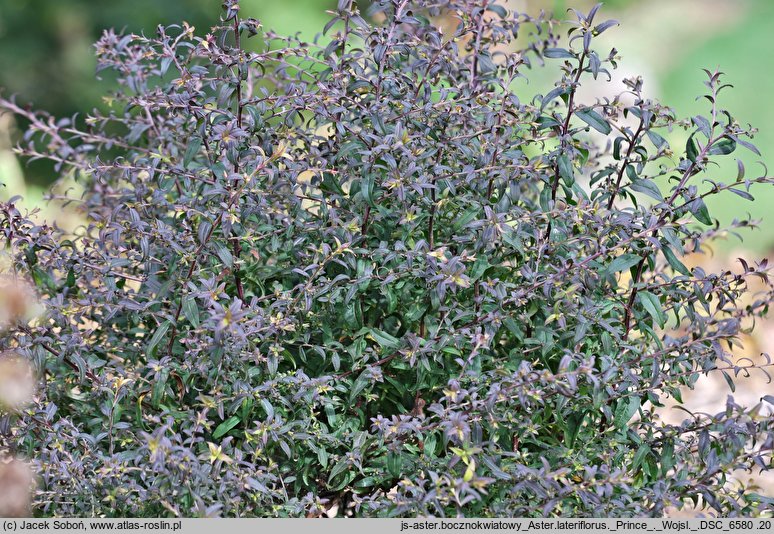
(1, 0), (773, 518)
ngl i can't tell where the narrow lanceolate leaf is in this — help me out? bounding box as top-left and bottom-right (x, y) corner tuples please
(542, 86), (569, 110)
(197, 220), (213, 245)
(182, 295), (200, 327)
(543, 48), (575, 59)
(688, 197), (712, 225)
(629, 179), (662, 201)
(685, 133), (699, 162)
(349, 370), (370, 402)
(453, 207), (479, 231)
(662, 245), (691, 277)
(707, 136), (736, 156)
(732, 135), (761, 155)
(692, 115), (711, 138)
(557, 154), (574, 186)
(729, 188), (754, 201)
(638, 291), (666, 328)
(575, 108), (611, 134)
(212, 415), (240, 439)
(606, 253), (641, 274)
(647, 130), (668, 148)
(214, 243), (234, 268)
(486, 4), (508, 18)
(183, 136), (202, 168)
(260, 398), (275, 420)
(328, 458), (350, 482)
(361, 174), (376, 207)
(633, 443), (651, 470)
(146, 320), (171, 357)
(613, 396), (640, 429)
(368, 328), (400, 350)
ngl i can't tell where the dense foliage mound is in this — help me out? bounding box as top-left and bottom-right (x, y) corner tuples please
(1, 0), (773, 518)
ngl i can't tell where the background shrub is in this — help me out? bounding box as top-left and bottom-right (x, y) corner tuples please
(1, 0), (773, 517)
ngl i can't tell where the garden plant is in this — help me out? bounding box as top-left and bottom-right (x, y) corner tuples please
(1, 0), (773, 518)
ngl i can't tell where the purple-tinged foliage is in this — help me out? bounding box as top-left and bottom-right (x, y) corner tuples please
(1, 0), (773, 518)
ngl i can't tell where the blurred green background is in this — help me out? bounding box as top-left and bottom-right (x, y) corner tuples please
(1, 0), (772, 253)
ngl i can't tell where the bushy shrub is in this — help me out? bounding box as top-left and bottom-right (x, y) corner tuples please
(1, 0), (773, 518)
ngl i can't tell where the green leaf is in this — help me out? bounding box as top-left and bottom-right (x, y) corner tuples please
(729, 188), (754, 201)
(707, 136), (736, 156)
(486, 4), (508, 18)
(660, 440), (675, 475)
(325, 403), (338, 426)
(65, 268), (77, 289)
(383, 286), (398, 313)
(441, 346), (462, 356)
(405, 303), (426, 322)
(182, 295), (200, 327)
(539, 184), (552, 211)
(320, 172), (346, 195)
(638, 291), (666, 328)
(387, 450), (403, 477)
(361, 174), (376, 207)
(328, 458), (350, 482)
(214, 243), (234, 268)
(613, 137), (625, 160)
(662, 245), (691, 276)
(647, 130), (668, 149)
(575, 108), (611, 134)
(260, 398), (274, 420)
(536, 115), (561, 129)
(344, 299), (362, 329)
(183, 137), (202, 168)
(476, 53), (496, 75)
(31, 267), (56, 292)
(213, 415), (240, 439)
(721, 370), (736, 392)
(688, 198), (712, 225)
(354, 476), (378, 488)
(613, 395), (640, 429)
(469, 257), (490, 280)
(453, 207), (479, 230)
(317, 447), (329, 468)
(369, 328), (400, 350)
(606, 253), (641, 275)
(151, 369), (168, 408)
(629, 179), (662, 202)
(562, 412), (585, 448)
(633, 443), (651, 470)
(557, 154), (574, 186)
(542, 86), (569, 110)
(349, 370), (370, 402)
(734, 136), (761, 156)
(544, 48), (575, 59)
(685, 133), (699, 163)
(692, 115), (711, 138)
(69, 352), (89, 384)
(146, 320), (171, 357)
(197, 220), (213, 245)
